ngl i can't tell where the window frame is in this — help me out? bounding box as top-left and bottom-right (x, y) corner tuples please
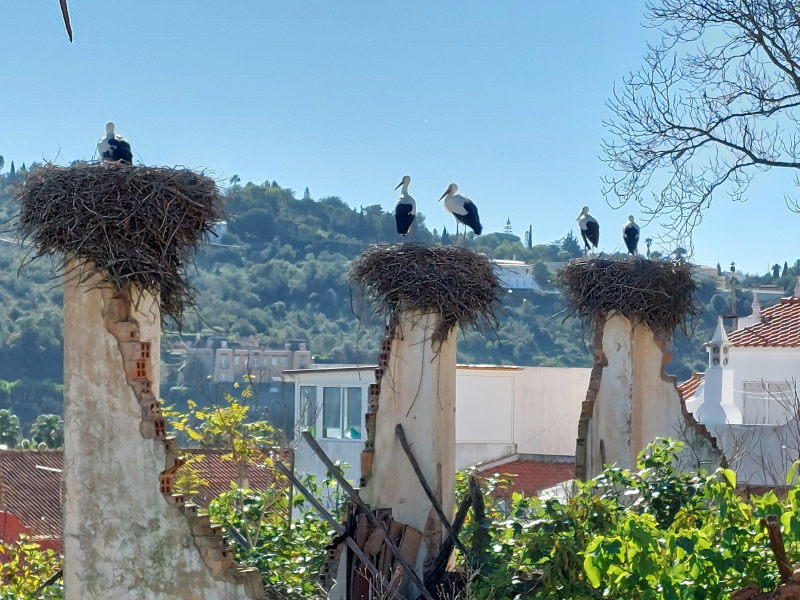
(300, 383), (366, 441)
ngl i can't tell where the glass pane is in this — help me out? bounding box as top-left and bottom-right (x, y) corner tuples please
(767, 382), (794, 424)
(344, 387), (362, 439)
(299, 386), (317, 429)
(742, 382), (768, 424)
(323, 387), (342, 439)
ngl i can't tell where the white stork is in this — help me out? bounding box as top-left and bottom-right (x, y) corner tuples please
(577, 206), (599, 252)
(97, 122), (133, 164)
(623, 215), (640, 256)
(439, 183), (482, 238)
(394, 175), (416, 236)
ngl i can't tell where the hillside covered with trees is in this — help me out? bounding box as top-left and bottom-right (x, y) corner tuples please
(0, 167), (795, 429)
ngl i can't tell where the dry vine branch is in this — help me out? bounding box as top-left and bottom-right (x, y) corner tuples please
(350, 243), (502, 346)
(16, 161), (224, 325)
(557, 257), (699, 338)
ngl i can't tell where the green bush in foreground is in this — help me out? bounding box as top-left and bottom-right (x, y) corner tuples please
(460, 438), (789, 600)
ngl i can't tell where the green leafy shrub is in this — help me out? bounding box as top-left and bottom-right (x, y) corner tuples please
(0, 537), (62, 599)
(459, 439), (784, 600)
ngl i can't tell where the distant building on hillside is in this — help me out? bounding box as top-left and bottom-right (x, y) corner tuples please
(492, 259), (540, 291)
(181, 336), (313, 383)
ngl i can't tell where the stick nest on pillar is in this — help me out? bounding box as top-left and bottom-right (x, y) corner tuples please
(16, 162), (223, 326)
(557, 257), (700, 338)
(350, 243), (502, 345)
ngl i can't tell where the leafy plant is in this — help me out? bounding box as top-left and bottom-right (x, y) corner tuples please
(166, 381), (346, 598)
(0, 537), (62, 599)
(207, 472), (339, 599)
(459, 439), (785, 599)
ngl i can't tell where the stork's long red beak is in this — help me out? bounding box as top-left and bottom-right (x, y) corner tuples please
(60, 0), (73, 42)
(394, 181), (403, 190)
(438, 189), (448, 201)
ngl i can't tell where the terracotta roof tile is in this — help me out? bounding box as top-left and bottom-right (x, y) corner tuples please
(181, 448), (285, 507)
(0, 448), (285, 545)
(478, 457), (574, 497)
(677, 372), (704, 402)
(0, 450), (63, 540)
(728, 297), (800, 347)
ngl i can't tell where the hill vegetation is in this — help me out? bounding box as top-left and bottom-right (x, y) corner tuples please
(0, 167), (796, 429)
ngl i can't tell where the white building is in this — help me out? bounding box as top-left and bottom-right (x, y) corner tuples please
(283, 364), (590, 485)
(492, 259), (541, 291)
(679, 284), (800, 486)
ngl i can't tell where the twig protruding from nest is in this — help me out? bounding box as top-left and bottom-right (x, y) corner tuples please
(556, 257), (699, 338)
(16, 161), (223, 325)
(350, 243), (502, 345)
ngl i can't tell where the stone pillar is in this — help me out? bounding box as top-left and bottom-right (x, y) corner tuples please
(577, 313), (722, 480)
(362, 311), (456, 584)
(63, 268), (259, 600)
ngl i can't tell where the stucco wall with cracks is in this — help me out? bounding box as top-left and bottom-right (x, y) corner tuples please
(581, 313), (722, 479)
(63, 273), (258, 600)
(362, 311), (456, 575)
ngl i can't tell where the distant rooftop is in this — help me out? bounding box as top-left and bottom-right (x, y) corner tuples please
(727, 297), (800, 347)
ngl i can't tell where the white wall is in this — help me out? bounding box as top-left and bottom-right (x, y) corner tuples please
(728, 347), (800, 425)
(289, 364), (590, 482)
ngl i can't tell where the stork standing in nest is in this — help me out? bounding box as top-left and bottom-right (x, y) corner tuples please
(577, 206), (599, 254)
(394, 175), (416, 237)
(97, 122), (133, 164)
(439, 183), (482, 240)
(623, 215), (640, 257)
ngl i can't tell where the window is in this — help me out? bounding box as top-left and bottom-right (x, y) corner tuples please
(742, 381), (794, 425)
(344, 387), (363, 439)
(299, 386), (317, 432)
(320, 386), (364, 440)
(323, 387), (342, 438)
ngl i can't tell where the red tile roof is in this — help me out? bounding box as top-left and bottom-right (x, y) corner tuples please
(478, 456), (575, 497)
(181, 448), (285, 507)
(677, 372), (704, 402)
(0, 448), (285, 546)
(728, 297), (800, 347)
(0, 450), (63, 541)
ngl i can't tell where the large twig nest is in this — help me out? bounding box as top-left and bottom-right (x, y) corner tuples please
(350, 243), (502, 345)
(17, 161), (223, 325)
(556, 257), (699, 337)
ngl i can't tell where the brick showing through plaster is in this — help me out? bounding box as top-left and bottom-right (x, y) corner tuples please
(101, 285), (264, 598)
(575, 313), (723, 482)
(62, 277), (263, 600)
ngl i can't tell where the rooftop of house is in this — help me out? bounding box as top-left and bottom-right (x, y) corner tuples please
(727, 297), (800, 347)
(492, 259), (530, 267)
(677, 371), (705, 402)
(0, 448), (285, 545)
(477, 453), (575, 497)
(0, 450), (62, 540)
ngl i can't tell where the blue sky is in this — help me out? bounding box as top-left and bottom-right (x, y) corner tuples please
(0, 2), (793, 274)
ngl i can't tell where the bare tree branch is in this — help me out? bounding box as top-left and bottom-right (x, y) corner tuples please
(604, 0), (800, 240)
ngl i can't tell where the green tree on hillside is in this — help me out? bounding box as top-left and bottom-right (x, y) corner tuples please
(29, 414), (64, 449)
(0, 409), (21, 447)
